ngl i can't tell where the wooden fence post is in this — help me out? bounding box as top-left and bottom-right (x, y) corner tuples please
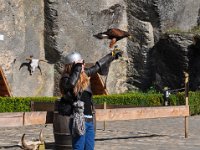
(103, 102), (107, 130)
(184, 72), (189, 138)
(23, 112), (25, 126)
(30, 101), (34, 111)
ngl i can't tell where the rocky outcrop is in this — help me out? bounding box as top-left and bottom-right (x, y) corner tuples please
(1, 0), (200, 96)
(0, 0), (54, 96)
(48, 0), (129, 95)
(157, 0), (200, 32)
(126, 0), (200, 91)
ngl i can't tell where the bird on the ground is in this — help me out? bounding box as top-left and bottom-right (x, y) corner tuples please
(93, 28), (132, 48)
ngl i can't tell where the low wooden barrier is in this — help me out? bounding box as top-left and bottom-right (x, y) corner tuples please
(0, 103), (189, 125)
(96, 105), (189, 121)
(0, 111), (51, 127)
(0, 102), (190, 138)
(29, 101), (190, 120)
(0, 112), (24, 127)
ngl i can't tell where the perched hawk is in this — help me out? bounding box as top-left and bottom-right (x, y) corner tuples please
(93, 28), (132, 48)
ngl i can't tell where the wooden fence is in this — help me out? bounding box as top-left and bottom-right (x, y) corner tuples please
(0, 72), (190, 137)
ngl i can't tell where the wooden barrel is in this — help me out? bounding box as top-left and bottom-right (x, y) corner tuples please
(53, 100), (72, 150)
(53, 100), (97, 149)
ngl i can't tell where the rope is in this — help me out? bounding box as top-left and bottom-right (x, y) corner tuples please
(169, 87), (185, 93)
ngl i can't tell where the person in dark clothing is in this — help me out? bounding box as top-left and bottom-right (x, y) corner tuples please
(163, 87), (171, 106)
(59, 49), (123, 150)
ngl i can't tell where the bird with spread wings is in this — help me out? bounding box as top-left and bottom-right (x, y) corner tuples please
(93, 28), (132, 48)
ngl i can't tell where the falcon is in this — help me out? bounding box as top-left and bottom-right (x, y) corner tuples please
(93, 28), (132, 48)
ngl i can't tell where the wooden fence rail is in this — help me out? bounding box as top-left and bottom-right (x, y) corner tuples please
(0, 101), (189, 138)
(30, 101), (189, 121)
(0, 102), (189, 125)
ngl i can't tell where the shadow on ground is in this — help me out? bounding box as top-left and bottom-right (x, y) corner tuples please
(0, 134), (166, 149)
(95, 134), (167, 141)
(0, 145), (21, 149)
(0, 142), (55, 150)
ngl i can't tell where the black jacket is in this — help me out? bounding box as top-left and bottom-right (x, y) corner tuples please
(58, 53), (115, 116)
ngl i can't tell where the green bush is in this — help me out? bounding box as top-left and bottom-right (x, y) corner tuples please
(169, 92), (185, 106)
(0, 91), (200, 115)
(0, 97), (57, 112)
(93, 92), (162, 107)
(169, 91), (200, 115)
(188, 92), (200, 115)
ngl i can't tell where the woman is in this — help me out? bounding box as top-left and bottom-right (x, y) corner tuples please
(59, 49), (122, 150)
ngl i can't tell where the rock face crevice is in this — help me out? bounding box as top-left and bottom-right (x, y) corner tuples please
(44, 0), (60, 64)
(126, 0), (158, 90)
(188, 35), (200, 90)
(149, 34), (192, 91)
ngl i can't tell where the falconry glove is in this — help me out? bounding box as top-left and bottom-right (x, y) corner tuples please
(112, 47), (123, 59)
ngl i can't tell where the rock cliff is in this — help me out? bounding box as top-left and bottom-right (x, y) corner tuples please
(0, 0), (200, 96)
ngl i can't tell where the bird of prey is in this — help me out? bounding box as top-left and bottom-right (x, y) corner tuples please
(93, 28), (132, 48)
